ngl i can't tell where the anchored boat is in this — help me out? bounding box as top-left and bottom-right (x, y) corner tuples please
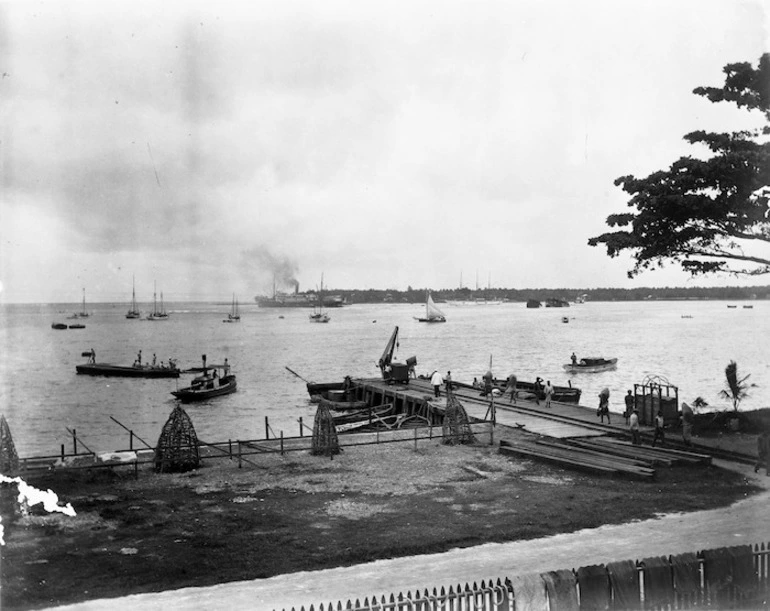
(77, 361), (180, 378)
(126, 276), (141, 319)
(146, 282), (169, 320)
(223, 294), (241, 323)
(563, 357), (618, 374)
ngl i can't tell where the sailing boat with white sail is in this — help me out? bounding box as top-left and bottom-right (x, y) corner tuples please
(415, 292), (446, 323)
(126, 276), (141, 319)
(146, 282), (169, 320)
(223, 294), (240, 323)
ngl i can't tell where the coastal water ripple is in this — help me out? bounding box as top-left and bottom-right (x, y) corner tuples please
(0, 300), (767, 456)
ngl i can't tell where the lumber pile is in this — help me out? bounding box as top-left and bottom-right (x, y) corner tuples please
(575, 437), (712, 466)
(499, 438), (655, 480)
(499, 434), (714, 481)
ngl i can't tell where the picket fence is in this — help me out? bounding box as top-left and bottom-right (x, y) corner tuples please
(280, 541), (770, 611)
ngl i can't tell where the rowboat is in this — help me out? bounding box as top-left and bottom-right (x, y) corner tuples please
(319, 396), (369, 411)
(331, 403), (395, 432)
(563, 357), (618, 373)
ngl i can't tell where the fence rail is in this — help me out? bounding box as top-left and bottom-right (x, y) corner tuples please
(280, 543), (770, 611)
(16, 422), (495, 475)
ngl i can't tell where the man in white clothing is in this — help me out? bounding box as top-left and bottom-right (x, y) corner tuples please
(629, 409), (641, 445)
(544, 381), (554, 408)
(430, 370), (444, 398)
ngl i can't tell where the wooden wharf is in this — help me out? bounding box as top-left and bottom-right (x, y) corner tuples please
(334, 376), (724, 479)
(345, 376), (634, 439)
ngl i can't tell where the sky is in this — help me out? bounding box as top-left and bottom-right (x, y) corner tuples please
(0, 0), (768, 303)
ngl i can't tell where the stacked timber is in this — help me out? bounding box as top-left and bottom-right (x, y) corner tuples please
(570, 437), (712, 467)
(500, 434), (714, 480)
(499, 438), (655, 480)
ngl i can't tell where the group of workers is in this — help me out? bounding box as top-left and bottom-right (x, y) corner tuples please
(429, 370), (559, 408)
(424, 369), (768, 477)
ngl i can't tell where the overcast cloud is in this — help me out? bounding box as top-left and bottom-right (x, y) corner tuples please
(1, 0), (768, 302)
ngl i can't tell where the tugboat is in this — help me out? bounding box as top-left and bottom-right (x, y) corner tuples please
(171, 355), (236, 402)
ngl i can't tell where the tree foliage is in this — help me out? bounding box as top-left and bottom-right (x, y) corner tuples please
(589, 54), (770, 277)
(719, 360), (753, 412)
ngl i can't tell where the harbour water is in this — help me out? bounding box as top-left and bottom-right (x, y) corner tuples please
(0, 300), (767, 457)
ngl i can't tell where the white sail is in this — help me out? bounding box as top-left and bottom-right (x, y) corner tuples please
(426, 293), (446, 320)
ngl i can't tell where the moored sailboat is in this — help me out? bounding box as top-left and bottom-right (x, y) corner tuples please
(309, 274), (331, 323)
(126, 276), (141, 319)
(223, 294), (241, 323)
(75, 288), (90, 318)
(146, 282), (169, 320)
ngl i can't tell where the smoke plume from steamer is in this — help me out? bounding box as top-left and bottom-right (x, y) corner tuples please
(241, 246), (300, 291)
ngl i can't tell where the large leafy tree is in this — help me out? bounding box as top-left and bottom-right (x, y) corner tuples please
(589, 54), (770, 277)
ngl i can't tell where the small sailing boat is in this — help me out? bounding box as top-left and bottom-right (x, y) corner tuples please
(415, 292), (446, 323)
(76, 288), (90, 318)
(309, 274), (331, 323)
(223, 294), (241, 323)
(126, 276), (141, 319)
(146, 282), (169, 320)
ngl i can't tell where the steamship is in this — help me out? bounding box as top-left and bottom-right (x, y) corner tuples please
(255, 281), (346, 308)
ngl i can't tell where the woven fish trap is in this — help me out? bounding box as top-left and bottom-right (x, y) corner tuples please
(311, 403), (341, 457)
(442, 390), (476, 445)
(154, 405), (200, 473)
(0, 415), (19, 474)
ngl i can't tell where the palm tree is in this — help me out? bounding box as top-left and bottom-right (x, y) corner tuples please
(719, 361), (753, 412)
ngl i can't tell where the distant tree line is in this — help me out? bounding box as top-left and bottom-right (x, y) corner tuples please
(328, 285), (770, 304)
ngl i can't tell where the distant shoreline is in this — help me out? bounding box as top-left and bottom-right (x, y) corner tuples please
(4, 286), (770, 307)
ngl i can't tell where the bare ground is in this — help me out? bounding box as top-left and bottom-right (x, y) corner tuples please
(0, 429), (760, 610)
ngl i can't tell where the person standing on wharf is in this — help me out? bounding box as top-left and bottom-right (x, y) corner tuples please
(431, 370), (443, 398)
